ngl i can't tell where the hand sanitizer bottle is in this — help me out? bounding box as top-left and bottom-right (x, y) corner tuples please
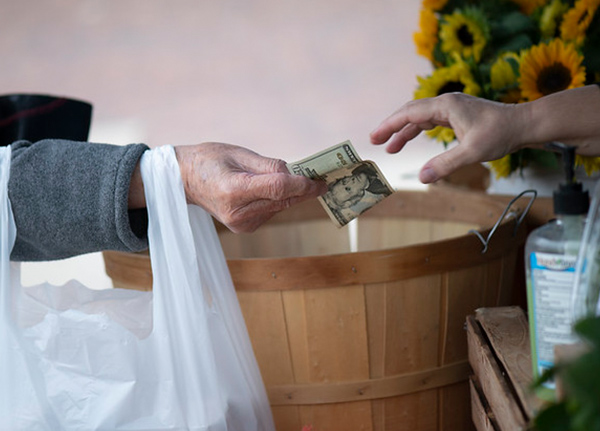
(525, 142), (589, 401)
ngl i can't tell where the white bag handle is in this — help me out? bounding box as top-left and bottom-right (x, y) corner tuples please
(141, 146), (275, 431)
(0, 146), (14, 294)
(0, 145), (274, 430)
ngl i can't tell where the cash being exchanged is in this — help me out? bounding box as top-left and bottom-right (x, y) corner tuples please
(286, 140), (394, 227)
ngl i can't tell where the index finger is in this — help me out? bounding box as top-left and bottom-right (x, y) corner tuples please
(370, 97), (448, 145)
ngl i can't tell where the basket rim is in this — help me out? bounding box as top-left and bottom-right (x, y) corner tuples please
(103, 187), (527, 291)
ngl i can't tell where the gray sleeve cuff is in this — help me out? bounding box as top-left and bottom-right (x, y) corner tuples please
(9, 139), (149, 261)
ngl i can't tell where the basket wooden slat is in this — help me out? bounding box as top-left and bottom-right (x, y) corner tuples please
(103, 188), (527, 431)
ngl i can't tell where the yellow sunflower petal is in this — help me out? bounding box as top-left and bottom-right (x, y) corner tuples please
(491, 55), (518, 90)
(575, 154), (600, 176)
(414, 8), (439, 61)
(519, 38), (585, 101)
(540, 0), (570, 39)
(439, 11), (487, 62)
(560, 0), (600, 45)
(414, 59), (481, 101)
(426, 125), (456, 144)
(415, 59), (480, 144)
(489, 155), (513, 179)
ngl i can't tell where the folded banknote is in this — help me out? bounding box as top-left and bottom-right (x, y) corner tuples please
(286, 140), (394, 227)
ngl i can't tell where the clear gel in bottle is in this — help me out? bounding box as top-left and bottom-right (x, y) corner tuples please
(525, 142), (589, 401)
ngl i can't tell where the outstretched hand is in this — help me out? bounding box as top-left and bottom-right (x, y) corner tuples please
(174, 142), (327, 233)
(370, 93), (524, 183)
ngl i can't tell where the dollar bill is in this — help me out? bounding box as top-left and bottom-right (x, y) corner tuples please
(287, 140), (394, 227)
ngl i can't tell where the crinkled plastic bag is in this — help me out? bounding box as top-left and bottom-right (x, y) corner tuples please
(0, 145), (276, 431)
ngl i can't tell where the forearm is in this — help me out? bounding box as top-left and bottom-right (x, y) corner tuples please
(9, 140), (149, 261)
(519, 85), (600, 154)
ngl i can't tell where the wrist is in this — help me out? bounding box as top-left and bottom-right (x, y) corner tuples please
(174, 144), (199, 205)
(127, 162), (146, 209)
(512, 101), (540, 150)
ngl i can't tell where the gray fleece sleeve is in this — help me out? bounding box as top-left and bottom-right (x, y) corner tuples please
(8, 139), (150, 261)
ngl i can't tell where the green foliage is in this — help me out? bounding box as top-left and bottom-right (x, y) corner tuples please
(414, 0), (600, 177)
(532, 316), (600, 431)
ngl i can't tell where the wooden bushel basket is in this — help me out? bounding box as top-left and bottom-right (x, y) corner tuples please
(103, 186), (528, 431)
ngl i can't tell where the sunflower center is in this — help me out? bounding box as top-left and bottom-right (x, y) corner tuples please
(536, 63), (572, 95)
(437, 81), (465, 95)
(457, 24), (474, 47)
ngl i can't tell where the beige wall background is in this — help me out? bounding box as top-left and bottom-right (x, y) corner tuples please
(2, 0), (443, 289)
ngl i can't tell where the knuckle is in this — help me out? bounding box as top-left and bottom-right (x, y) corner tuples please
(438, 92), (459, 105)
(271, 158), (288, 173)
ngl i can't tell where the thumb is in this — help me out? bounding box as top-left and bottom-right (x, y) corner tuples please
(245, 171), (326, 201)
(419, 144), (478, 184)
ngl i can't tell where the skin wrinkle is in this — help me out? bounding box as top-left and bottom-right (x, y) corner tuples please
(170, 142), (326, 233)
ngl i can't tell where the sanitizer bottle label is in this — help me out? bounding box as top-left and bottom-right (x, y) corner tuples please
(529, 252), (578, 388)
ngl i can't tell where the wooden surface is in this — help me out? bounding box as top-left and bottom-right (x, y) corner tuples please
(467, 306), (546, 431)
(105, 188), (528, 292)
(104, 189), (529, 431)
(469, 376), (499, 431)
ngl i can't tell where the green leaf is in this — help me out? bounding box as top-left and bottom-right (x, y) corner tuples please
(490, 11), (536, 38)
(495, 33), (534, 56)
(534, 402), (571, 431)
(574, 316), (600, 347)
(524, 148), (559, 169)
(583, 43), (600, 75)
(432, 43), (447, 68)
(532, 365), (557, 388)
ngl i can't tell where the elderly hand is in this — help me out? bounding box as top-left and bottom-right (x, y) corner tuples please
(129, 143), (327, 232)
(173, 142), (327, 233)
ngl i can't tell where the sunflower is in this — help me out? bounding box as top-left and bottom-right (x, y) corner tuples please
(540, 0), (570, 39)
(576, 154), (600, 176)
(414, 8), (439, 61)
(423, 0), (448, 11)
(560, 0), (600, 45)
(510, 0), (549, 15)
(519, 38), (586, 101)
(488, 155), (513, 179)
(414, 59), (481, 143)
(439, 9), (488, 62)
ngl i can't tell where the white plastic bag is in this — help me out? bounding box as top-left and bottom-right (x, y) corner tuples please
(0, 145), (276, 431)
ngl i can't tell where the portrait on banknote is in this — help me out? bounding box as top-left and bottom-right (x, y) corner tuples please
(321, 161), (393, 226)
(286, 140), (394, 227)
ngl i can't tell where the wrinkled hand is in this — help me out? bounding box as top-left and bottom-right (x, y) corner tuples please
(370, 93), (524, 183)
(174, 142), (327, 233)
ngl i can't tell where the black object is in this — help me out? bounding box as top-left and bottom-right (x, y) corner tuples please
(0, 94), (93, 146)
(546, 142), (590, 216)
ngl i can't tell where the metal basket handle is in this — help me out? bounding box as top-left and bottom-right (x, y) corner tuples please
(469, 189), (537, 254)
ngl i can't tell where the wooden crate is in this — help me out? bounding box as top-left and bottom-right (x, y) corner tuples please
(466, 307), (546, 431)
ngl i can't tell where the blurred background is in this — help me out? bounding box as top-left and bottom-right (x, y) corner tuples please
(3, 0), (444, 289)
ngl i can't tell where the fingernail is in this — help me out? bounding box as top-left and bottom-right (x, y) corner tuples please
(369, 129), (380, 143)
(420, 166), (438, 183)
